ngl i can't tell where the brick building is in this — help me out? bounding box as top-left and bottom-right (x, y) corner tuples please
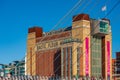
(26, 13), (112, 79)
(112, 59), (116, 79)
(116, 52), (120, 74)
(116, 52), (120, 79)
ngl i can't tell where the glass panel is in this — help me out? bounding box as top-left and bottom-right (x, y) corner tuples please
(100, 21), (109, 33)
(91, 36), (102, 76)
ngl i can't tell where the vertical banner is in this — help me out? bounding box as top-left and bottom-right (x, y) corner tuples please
(107, 41), (110, 77)
(85, 37), (89, 76)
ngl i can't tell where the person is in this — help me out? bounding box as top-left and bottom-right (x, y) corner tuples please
(0, 76), (3, 80)
(72, 76), (76, 80)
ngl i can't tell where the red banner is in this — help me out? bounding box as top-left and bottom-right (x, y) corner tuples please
(107, 41), (110, 76)
(85, 37), (89, 76)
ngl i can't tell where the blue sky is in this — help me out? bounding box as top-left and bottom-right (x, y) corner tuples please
(0, 0), (120, 64)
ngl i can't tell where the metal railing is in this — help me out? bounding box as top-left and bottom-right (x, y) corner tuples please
(0, 76), (105, 80)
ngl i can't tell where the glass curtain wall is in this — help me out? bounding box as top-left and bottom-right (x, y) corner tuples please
(91, 36), (102, 77)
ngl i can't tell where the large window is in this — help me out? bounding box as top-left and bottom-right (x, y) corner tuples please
(70, 47), (72, 77)
(99, 21), (109, 33)
(77, 47), (80, 75)
(62, 47), (73, 77)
